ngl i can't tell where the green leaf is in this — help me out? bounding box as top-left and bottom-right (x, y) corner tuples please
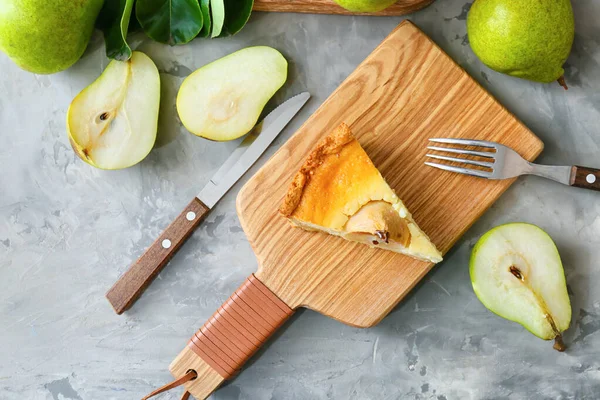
(210, 0), (225, 38)
(128, 2), (143, 33)
(97, 0), (135, 61)
(198, 0), (212, 38)
(136, 0), (204, 45)
(221, 0), (253, 36)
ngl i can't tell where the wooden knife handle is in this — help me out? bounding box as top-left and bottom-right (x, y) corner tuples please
(570, 166), (600, 191)
(106, 197), (210, 314)
(169, 274), (294, 399)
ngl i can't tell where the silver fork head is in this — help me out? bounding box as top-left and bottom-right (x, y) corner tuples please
(425, 138), (528, 180)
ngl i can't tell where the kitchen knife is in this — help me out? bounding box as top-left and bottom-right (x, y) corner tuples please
(106, 92), (311, 314)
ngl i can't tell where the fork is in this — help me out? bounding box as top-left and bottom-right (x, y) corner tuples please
(425, 138), (600, 192)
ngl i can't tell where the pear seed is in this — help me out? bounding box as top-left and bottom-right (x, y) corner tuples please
(509, 266), (523, 280)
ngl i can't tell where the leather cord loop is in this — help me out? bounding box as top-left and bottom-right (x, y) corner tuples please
(141, 369), (197, 400)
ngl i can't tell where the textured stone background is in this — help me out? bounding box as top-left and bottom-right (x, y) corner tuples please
(1, 1), (600, 399)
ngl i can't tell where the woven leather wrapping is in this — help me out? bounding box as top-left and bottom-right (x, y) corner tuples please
(187, 274), (294, 378)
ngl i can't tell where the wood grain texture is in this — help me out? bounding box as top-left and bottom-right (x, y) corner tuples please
(253, 0), (434, 16)
(236, 21), (544, 328)
(570, 166), (600, 191)
(106, 197), (209, 314)
(169, 347), (224, 400)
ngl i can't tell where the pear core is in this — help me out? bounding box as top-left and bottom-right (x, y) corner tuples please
(470, 223), (571, 351)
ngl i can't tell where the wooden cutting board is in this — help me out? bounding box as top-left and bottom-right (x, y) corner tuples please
(237, 20), (544, 328)
(169, 21), (543, 399)
(253, 0), (434, 15)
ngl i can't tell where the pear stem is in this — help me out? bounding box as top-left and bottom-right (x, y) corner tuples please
(557, 76), (568, 90)
(553, 335), (566, 352)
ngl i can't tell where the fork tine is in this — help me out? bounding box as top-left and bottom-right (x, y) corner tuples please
(425, 162), (492, 178)
(429, 138), (497, 149)
(427, 146), (495, 159)
(426, 154), (495, 168)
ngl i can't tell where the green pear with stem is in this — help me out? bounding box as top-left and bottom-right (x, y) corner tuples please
(470, 223), (571, 351)
(467, 0), (575, 89)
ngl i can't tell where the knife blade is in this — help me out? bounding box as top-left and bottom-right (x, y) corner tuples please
(106, 92), (311, 314)
(199, 91), (310, 208)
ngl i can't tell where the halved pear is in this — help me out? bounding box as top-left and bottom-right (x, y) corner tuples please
(470, 223), (571, 351)
(176, 46), (287, 141)
(67, 51), (160, 170)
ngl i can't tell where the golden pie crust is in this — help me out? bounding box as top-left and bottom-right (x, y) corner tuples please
(279, 122), (442, 263)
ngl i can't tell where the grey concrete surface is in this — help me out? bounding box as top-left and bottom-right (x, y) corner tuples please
(1, 1), (600, 399)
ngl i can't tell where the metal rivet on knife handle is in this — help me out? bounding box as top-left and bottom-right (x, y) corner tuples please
(587, 174), (596, 184)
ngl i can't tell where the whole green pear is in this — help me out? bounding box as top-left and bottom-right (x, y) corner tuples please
(0, 0), (104, 74)
(333, 0), (398, 13)
(467, 0), (574, 88)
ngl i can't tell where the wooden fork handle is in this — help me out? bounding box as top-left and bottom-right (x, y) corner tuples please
(169, 274), (294, 399)
(570, 166), (600, 191)
(106, 197), (210, 314)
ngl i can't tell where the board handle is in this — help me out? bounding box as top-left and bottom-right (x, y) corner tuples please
(169, 274), (294, 399)
(106, 197), (210, 314)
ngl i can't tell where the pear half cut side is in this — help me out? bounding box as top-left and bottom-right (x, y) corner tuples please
(67, 51), (160, 170)
(470, 223), (571, 351)
(176, 46), (287, 141)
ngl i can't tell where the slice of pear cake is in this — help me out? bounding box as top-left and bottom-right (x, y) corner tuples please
(279, 122), (442, 263)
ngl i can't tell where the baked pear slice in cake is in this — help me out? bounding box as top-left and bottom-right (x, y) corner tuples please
(279, 123), (442, 263)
